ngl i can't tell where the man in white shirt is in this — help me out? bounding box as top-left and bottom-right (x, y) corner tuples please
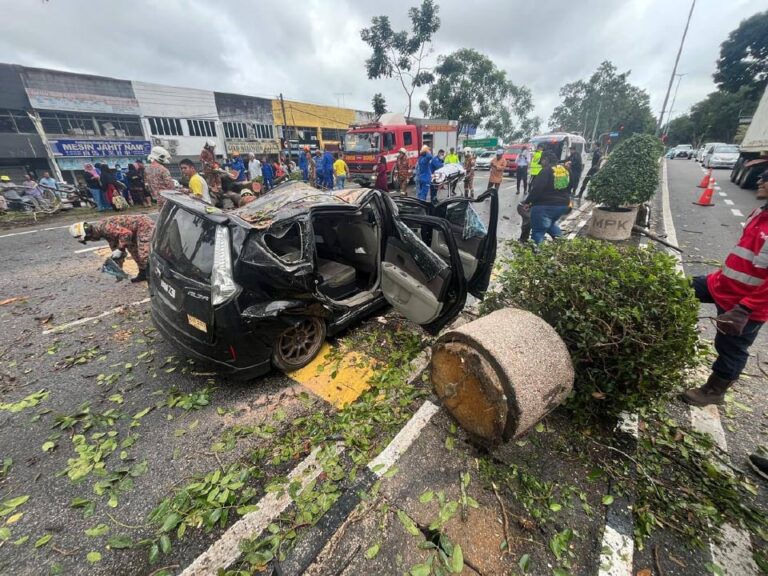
(248, 153), (262, 180)
(516, 147), (532, 195)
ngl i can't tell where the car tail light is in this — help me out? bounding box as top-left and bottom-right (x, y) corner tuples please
(211, 226), (240, 306)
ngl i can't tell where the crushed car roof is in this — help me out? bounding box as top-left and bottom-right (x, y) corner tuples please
(229, 182), (372, 229)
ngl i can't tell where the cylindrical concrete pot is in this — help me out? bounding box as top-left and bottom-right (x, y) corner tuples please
(587, 206), (639, 241)
(430, 308), (574, 446)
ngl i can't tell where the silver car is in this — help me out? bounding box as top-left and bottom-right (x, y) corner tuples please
(704, 144), (740, 169)
(475, 151), (494, 170)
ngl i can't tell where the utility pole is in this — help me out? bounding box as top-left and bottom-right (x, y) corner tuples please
(590, 100), (603, 145)
(663, 73), (686, 137)
(279, 93), (289, 156)
(333, 92), (352, 108)
(656, 0), (696, 135)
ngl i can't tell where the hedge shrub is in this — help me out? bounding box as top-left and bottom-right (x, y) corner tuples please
(481, 239), (700, 420)
(588, 134), (665, 208)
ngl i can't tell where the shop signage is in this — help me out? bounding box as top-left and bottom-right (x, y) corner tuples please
(50, 139), (151, 158)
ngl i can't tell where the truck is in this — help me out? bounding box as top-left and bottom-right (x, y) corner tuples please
(344, 113), (458, 187)
(732, 86), (768, 189)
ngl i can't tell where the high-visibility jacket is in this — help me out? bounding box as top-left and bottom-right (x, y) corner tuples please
(530, 150), (543, 176)
(708, 205), (768, 321)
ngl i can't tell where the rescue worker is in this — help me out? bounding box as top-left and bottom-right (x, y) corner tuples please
(144, 146), (175, 207)
(417, 146), (433, 202)
(395, 148), (411, 194)
(529, 144), (544, 185)
(444, 147), (459, 164)
(200, 140), (222, 195)
(682, 191), (768, 407)
(307, 151), (317, 187)
(462, 148), (476, 198)
(299, 147), (309, 182)
(430, 149), (445, 202)
(69, 216), (155, 283)
(261, 157), (274, 190)
(488, 149), (507, 192)
(322, 149), (335, 189)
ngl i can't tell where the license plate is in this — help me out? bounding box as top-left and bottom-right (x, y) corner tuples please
(187, 314), (207, 333)
(160, 279), (176, 299)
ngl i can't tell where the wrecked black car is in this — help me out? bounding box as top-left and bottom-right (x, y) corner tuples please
(148, 182), (498, 379)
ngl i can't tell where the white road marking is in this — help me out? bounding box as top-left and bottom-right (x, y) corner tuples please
(0, 224), (72, 239)
(718, 192), (727, 197)
(598, 524), (634, 576)
(74, 245), (106, 253)
(731, 208), (744, 217)
(368, 400), (439, 476)
(180, 444), (344, 576)
(664, 161), (758, 575)
(724, 199), (734, 206)
(42, 298), (150, 335)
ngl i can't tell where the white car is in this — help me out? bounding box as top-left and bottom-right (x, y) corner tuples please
(475, 151), (494, 170)
(698, 142), (724, 164)
(704, 144), (740, 169)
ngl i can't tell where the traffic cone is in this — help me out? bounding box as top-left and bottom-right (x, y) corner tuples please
(697, 168), (712, 188)
(694, 177), (715, 206)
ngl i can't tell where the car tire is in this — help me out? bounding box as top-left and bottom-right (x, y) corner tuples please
(271, 317), (327, 372)
(740, 166), (761, 190)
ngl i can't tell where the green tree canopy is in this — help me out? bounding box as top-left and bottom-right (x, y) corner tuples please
(372, 93), (387, 119)
(360, 0), (440, 119)
(549, 61), (655, 139)
(484, 85), (541, 142)
(714, 10), (768, 96)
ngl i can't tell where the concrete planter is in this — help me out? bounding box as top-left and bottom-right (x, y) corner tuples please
(430, 308), (574, 446)
(587, 206), (639, 241)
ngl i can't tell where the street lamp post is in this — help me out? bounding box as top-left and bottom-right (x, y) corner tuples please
(656, 0), (696, 135)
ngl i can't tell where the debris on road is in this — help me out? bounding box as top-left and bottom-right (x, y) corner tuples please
(0, 296), (27, 306)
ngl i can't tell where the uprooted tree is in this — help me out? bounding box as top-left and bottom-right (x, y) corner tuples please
(360, 0), (441, 120)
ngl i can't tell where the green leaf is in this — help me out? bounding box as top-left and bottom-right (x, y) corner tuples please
(535, 422), (546, 433)
(41, 441), (56, 452)
(449, 544), (464, 573)
(552, 568), (570, 576)
(70, 497), (91, 508)
(410, 564), (431, 576)
(0, 527), (10, 540)
(85, 524), (110, 537)
(86, 551), (102, 564)
(601, 495), (614, 506)
(419, 490), (435, 504)
(148, 542), (160, 564)
(364, 543), (380, 559)
(107, 536), (133, 549)
(34, 533), (53, 548)
(160, 512), (181, 533)
(397, 510), (420, 537)
(706, 562), (726, 576)
(159, 534), (171, 554)
(519, 553), (531, 573)
(133, 407), (151, 420)
(549, 503), (563, 512)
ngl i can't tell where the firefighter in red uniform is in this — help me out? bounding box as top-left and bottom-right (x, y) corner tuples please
(69, 216), (155, 283)
(683, 180), (768, 406)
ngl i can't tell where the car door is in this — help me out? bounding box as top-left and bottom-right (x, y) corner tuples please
(380, 210), (467, 334)
(430, 188), (499, 297)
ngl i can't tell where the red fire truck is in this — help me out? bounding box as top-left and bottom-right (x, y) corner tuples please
(344, 113), (458, 187)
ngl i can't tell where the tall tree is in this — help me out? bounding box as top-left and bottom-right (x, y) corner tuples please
(421, 48), (512, 136)
(714, 10), (768, 96)
(549, 61), (656, 140)
(360, 0), (440, 119)
(484, 84), (541, 142)
(372, 93), (388, 119)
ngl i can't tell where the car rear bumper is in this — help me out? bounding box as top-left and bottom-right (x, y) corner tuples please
(709, 161), (736, 169)
(150, 296), (272, 380)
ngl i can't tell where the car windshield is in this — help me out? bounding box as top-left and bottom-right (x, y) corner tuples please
(344, 132), (379, 153)
(480, 152), (493, 158)
(153, 205), (216, 283)
(504, 147), (524, 155)
(677, 145), (692, 150)
(714, 145), (739, 153)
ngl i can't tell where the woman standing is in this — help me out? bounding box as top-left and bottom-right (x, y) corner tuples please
(527, 153), (571, 245)
(127, 163), (147, 206)
(98, 164), (116, 209)
(374, 156), (388, 192)
(83, 163), (104, 211)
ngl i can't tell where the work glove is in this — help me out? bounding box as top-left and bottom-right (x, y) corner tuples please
(111, 249), (124, 260)
(715, 304), (751, 336)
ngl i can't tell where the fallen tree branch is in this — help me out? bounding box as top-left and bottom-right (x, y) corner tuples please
(491, 482), (510, 556)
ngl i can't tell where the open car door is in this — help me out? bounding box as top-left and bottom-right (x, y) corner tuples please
(430, 188), (498, 298)
(380, 214), (467, 334)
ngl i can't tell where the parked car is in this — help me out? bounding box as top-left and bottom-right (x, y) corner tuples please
(704, 144), (740, 169)
(501, 144), (532, 175)
(475, 151), (494, 170)
(697, 142), (724, 164)
(149, 182), (498, 379)
(672, 144), (694, 159)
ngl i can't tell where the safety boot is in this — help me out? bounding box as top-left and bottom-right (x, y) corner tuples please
(131, 268), (148, 283)
(681, 373), (735, 407)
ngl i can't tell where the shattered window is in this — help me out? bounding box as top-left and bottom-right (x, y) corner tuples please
(264, 221), (303, 263)
(445, 203), (488, 240)
(394, 219), (448, 282)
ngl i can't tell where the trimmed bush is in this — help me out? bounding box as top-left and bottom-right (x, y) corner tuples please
(481, 239), (700, 420)
(588, 134), (664, 208)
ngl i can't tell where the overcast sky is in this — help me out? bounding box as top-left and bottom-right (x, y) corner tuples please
(3, 0), (766, 128)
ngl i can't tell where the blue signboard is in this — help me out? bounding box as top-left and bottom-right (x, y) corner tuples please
(50, 139), (151, 158)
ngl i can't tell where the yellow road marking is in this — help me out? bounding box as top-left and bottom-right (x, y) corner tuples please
(94, 247), (139, 276)
(288, 343), (376, 408)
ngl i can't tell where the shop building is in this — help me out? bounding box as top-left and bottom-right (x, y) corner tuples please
(214, 92), (280, 161)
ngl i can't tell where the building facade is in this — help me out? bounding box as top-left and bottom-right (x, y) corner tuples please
(18, 66), (150, 183)
(214, 92), (279, 159)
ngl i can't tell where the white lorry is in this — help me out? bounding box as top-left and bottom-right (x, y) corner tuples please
(732, 86), (768, 189)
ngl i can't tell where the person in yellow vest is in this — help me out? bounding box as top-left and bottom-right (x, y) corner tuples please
(529, 144), (544, 185)
(333, 153), (349, 190)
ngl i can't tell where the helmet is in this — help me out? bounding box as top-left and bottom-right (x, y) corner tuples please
(303, 146), (310, 152)
(496, 149), (504, 155)
(69, 222), (87, 242)
(463, 147), (472, 155)
(240, 190), (254, 197)
(148, 146), (171, 165)
(205, 139), (216, 148)
(399, 147), (407, 154)
(0, 175), (9, 182)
